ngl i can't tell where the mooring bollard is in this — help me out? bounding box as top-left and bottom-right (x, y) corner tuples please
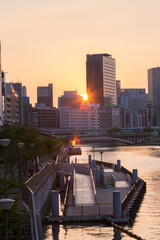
(93, 160), (96, 169)
(51, 190), (59, 218)
(88, 154), (92, 166)
(117, 160), (121, 171)
(59, 171), (64, 190)
(90, 159), (96, 170)
(113, 191), (121, 219)
(95, 169), (100, 185)
(67, 156), (70, 164)
(133, 169), (138, 184)
(100, 168), (104, 185)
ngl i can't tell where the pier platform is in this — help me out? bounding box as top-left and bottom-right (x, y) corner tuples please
(45, 159), (146, 224)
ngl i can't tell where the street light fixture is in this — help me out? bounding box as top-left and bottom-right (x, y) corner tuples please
(30, 144), (37, 173)
(0, 198), (15, 240)
(0, 139), (11, 178)
(92, 146), (95, 160)
(99, 151), (104, 163)
(18, 142), (24, 183)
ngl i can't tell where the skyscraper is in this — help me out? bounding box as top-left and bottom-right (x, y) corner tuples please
(37, 83), (53, 107)
(86, 53), (116, 106)
(0, 43), (3, 125)
(148, 67), (160, 110)
(12, 82), (24, 124)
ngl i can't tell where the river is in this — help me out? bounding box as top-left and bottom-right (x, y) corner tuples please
(44, 144), (160, 240)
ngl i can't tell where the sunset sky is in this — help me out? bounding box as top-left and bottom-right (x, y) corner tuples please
(1, 0), (160, 107)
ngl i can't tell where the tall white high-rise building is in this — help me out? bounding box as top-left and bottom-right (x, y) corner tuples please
(86, 53), (116, 106)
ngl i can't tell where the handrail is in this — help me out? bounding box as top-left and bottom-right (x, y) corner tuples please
(63, 176), (70, 216)
(21, 186), (39, 240)
(31, 192), (39, 240)
(90, 169), (96, 197)
(73, 169), (76, 199)
(111, 174), (116, 187)
(64, 176), (70, 206)
(121, 178), (141, 212)
(64, 202), (113, 217)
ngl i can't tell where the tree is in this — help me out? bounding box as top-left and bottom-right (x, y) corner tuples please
(0, 176), (28, 239)
(142, 127), (153, 132)
(107, 127), (121, 133)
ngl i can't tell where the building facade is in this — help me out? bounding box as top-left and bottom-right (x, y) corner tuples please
(148, 67), (160, 126)
(59, 91), (100, 129)
(37, 84), (53, 108)
(117, 88), (148, 114)
(58, 91), (82, 109)
(100, 104), (126, 129)
(86, 53), (116, 106)
(3, 83), (20, 124)
(0, 44), (3, 125)
(32, 104), (59, 129)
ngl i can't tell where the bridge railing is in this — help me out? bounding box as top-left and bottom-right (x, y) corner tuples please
(63, 176), (71, 216)
(96, 160), (133, 179)
(121, 178), (141, 213)
(96, 160), (115, 169)
(21, 186), (39, 240)
(90, 169), (96, 198)
(120, 166), (133, 179)
(25, 163), (55, 192)
(73, 169), (76, 202)
(74, 163), (90, 175)
(64, 202), (113, 217)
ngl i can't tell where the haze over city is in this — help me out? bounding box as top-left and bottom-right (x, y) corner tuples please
(1, 0), (160, 106)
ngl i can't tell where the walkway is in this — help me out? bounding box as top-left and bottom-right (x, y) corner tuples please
(75, 173), (95, 205)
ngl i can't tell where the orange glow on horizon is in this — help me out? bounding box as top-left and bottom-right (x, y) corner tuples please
(82, 93), (88, 101)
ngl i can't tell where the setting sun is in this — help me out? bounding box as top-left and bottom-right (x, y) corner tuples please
(82, 93), (88, 101)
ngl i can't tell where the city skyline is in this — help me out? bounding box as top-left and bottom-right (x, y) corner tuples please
(1, 0), (160, 106)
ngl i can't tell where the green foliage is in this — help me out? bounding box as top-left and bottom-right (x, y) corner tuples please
(142, 127), (153, 132)
(0, 177), (28, 239)
(107, 127), (121, 133)
(0, 124), (63, 239)
(134, 129), (141, 132)
(0, 124), (62, 176)
(0, 177), (21, 198)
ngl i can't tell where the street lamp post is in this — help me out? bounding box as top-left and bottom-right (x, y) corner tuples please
(0, 139), (11, 178)
(100, 151), (104, 163)
(30, 144), (37, 173)
(92, 146), (95, 160)
(18, 142), (24, 183)
(0, 198), (15, 240)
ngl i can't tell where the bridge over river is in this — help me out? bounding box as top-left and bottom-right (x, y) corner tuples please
(42, 129), (152, 145)
(79, 132), (151, 145)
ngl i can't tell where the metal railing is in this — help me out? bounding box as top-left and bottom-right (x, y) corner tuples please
(25, 163), (55, 193)
(64, 202), (113, 217)
(21, 186), (39, 240)
(121, 178), (141, 212)
(90, 169), (96, 197)
(73, 169), (76, 200)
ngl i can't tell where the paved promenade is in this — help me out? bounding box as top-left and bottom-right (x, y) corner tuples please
(75, 173), (95, 205)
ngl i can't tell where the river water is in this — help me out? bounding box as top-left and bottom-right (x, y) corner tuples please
(44, 144), (160, 240)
